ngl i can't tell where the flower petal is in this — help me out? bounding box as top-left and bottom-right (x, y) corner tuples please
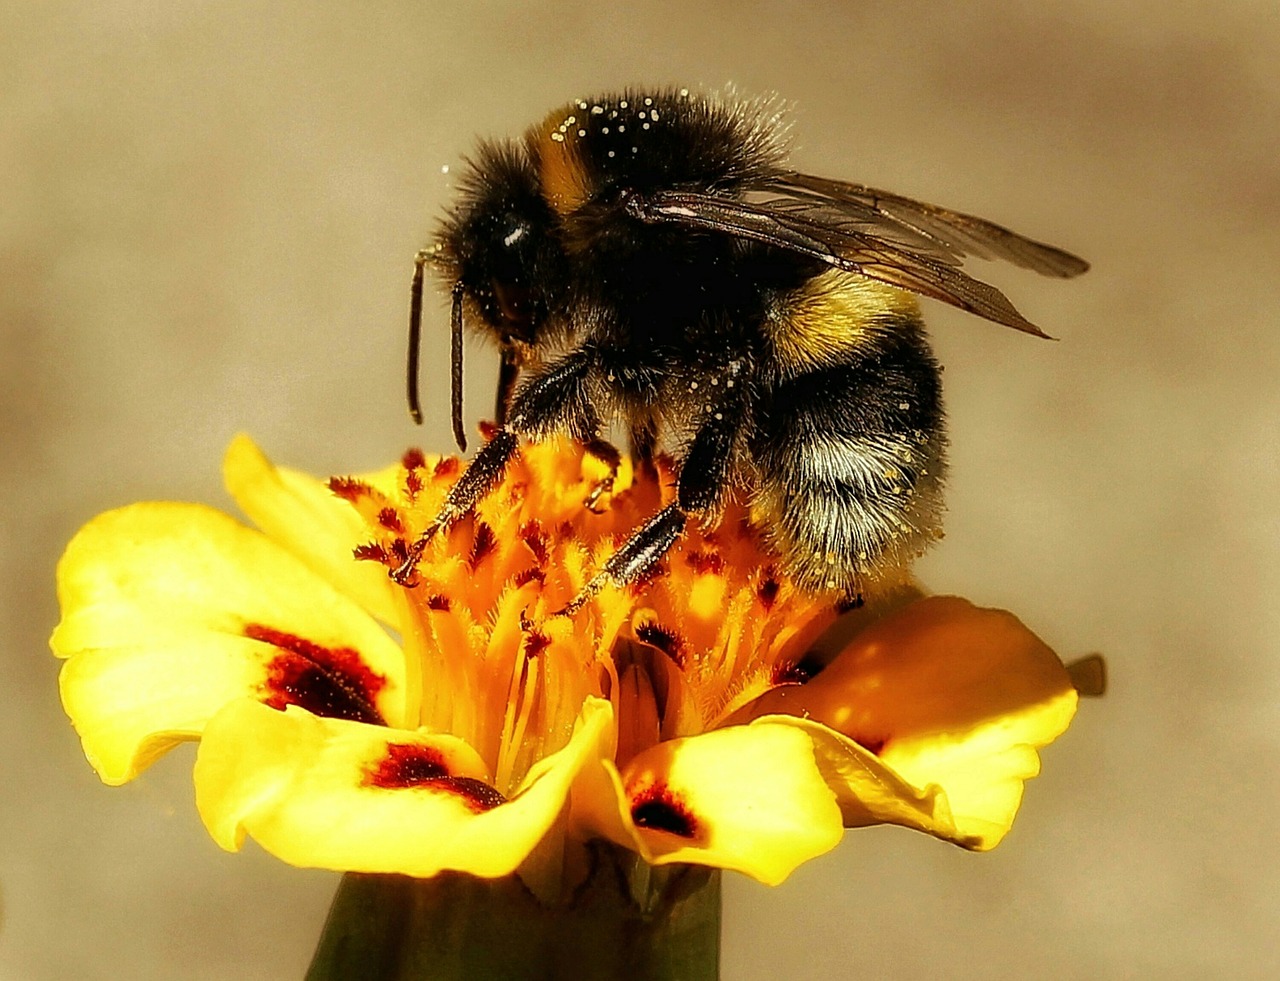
(223, 434), (400, 625)
(765, 715), (970, 842)
(52, 502), (406, 783)
(572, 722), (843, 885)
(740, 596), (1078, 848)
(195, 696), (615, 878)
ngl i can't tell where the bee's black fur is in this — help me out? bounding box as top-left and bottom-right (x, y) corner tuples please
(404, 87), (1084, 602)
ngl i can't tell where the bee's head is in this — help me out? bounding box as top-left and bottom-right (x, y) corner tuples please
(435, 140), (564, 349)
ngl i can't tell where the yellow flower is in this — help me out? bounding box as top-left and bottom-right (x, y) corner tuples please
(51, 434), (1078, 890)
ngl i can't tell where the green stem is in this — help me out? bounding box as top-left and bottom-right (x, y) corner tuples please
(306, 847), (721, 981)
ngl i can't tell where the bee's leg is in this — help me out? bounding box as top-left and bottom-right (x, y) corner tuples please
(391, 428), (519, 584)
(558, 504), (687, 615)
(582, 438), (623, 513)
(493, 343), (521, 427)
(392, 349), (598, 585)
(559, 402), (738, 614)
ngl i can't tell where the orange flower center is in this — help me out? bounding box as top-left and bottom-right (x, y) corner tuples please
(328, 437), (838, 793)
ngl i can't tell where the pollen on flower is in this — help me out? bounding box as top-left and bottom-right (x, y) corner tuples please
(246, 624), (387, 726)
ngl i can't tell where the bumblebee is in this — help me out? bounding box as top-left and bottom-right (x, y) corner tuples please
(401, 88), (1087, 606)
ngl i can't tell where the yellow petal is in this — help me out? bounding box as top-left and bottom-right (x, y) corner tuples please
(741, 596), (1078, 848)
(223, 434), (400, 626)
(52, 502), (406, 783)
(195, 696), (615, 878)
(572, 723), (842, 885)
(765, 715), (969, 843)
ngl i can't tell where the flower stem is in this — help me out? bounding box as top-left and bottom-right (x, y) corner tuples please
(306, 848), (721, 981)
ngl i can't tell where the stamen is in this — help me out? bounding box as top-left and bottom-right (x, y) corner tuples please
(634, 619), (686, 669)
(684, 549), (724, 575)
(328, 477), (373, 502)
(519, 520), (551, 565)
(756, 568), (781, 611)
(468, 522), (497, 569)
(353, 542), (389, 564)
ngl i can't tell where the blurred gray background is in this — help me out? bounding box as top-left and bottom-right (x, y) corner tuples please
(3, 2), (1277, 979)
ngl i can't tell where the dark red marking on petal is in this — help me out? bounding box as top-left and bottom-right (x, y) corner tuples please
(630, 783), (699, 839)
(634, 620), (686, 669)
(433, 457), (460, 479)
(368, 743), (451, 786)
(389, 538), (411, 564)
(437, 776), (506, 812)
(684, 549), (724, 576)
(468, 522), (497, 569)
(377, 507), (404, 533)
(513, 567), (546, 589)
(402, 448), (426, 470)
(757, 569), (781, 611)
(426, 593), (451, 611)
(328, 476), (372, 502)
(365, 746), (507, 812)
(405, 470), (423, 499)
(247, 624), (387, 726)
(519, 520), (550, 565)
(771, 650), (825, 686)
(354, 542), (389, 564)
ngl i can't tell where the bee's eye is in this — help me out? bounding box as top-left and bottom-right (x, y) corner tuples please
(492, 280), (535, 328)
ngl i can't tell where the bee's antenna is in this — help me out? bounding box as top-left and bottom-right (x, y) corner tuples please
(406, 250), (430, 425)
(449, 280), (467, 453)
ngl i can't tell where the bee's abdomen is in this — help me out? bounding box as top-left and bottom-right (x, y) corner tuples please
(749, 317), (947, 596)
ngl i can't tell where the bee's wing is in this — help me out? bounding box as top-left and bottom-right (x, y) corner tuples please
(766, 171), (1090, 279)
(626, 184), (1086, 337)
